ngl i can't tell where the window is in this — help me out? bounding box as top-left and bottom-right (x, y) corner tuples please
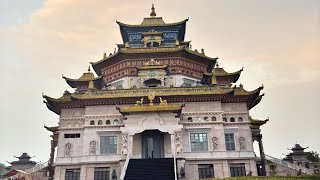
(230, 117), (235, 122)
(106, 120), (111, 125)
(203, 117), (208, 121)
(90, 120), (95, 125)
(65, 169), (80, 180)
(94, 167), (110, 180)
(211, 116), (216, 121)
(198, 164), (214, 179)
(238, 117), (243, 122)
(223, 117), (227, 122)
(230, 163), (246, 177)
(64, 133), (80, 138)
(225, 133), (235, 151)
(113, 119), (119, 124)
(190, 133), (208, 151)
(187, 117), (193, 122)
(100, 136), (117, 154)
(98, 120), (103, 125)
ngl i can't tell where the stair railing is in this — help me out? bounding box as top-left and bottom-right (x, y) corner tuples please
(265, 154), (314, 174)
(174, 148), (177, 180)
(120, 153), (131, 180)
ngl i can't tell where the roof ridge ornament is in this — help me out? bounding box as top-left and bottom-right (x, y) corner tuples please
(88, 66), (91, 72)
(150, 4), (156, 17)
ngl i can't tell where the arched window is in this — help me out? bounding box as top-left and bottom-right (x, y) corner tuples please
(238, 117), (243, 122)
(74, 122), (80, 128)
(223, 118), (227, 122)
(171, 69), (176, 72)
(113, 119), (119, 124)
(203, 117), (208, 121)
(90, 120), (95, 125)
(211, 116), (216, 121)
(98, 120), (103, 125)
(187, 117), (193, 122)
(230, 117), (235, 122)
(106, 120), (111, 125)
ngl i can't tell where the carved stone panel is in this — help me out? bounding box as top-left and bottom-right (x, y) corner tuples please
(89, 141), (96, 155)
(175, 131), (183, 155)
(239, 137), (246, 151)
(121, 133), (128, 156)
(65, 143), (72, 157)
(212, 137), (219, 151)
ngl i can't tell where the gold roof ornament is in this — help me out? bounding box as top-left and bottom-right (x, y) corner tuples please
(145, 59), (160, 66)
(150, 4), (156, 17)
(148, 91), (155, 105)
(118, 96), (183, 113)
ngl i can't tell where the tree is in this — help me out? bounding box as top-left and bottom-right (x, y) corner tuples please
(306, 151), (320, 162)
(0, 163), (7, 176)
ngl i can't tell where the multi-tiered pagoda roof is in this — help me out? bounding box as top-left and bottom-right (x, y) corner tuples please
(43, 5), (264, 115)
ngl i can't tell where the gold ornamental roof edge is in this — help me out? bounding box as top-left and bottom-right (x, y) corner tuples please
(118, 104), (182, 113)
(116, 18), (188, 28)
(71, 86), (234, 100)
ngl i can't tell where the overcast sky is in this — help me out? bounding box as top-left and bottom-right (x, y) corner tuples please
(0, 0), (319, 165)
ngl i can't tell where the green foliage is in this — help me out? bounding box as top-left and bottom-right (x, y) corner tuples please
(198, 175), (320, 180)
(306, 151), (320, 162)
(268, 162), (277, 176)
(0, 163), (7, 176)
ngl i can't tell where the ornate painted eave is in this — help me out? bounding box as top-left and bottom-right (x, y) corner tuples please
(62, 67), (104, 89)
(44, 125), (59, 133)
(71, 86), (233, 100)
(116, 18), (188, 28)
(91, 47), (218, 76)
(117, 17), (188, 43)
(250, 117), (269, 126)
(233, 84), (263, 96)
(248, 93), (264, 110)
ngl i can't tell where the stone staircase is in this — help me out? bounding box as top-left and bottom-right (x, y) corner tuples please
(265, 154), (314, 175)
(124, 158), (175, 180)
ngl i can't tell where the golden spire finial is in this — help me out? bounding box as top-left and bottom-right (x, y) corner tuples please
(88, 66), (91, 72)
(150, 4), (156, 17)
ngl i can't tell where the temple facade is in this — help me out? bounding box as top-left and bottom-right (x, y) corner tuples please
(43, 5), (268, 180)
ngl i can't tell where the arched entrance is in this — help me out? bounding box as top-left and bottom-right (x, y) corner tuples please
(141, 130), (164, 159)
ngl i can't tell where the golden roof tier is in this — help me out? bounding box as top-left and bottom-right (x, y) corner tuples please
(43, 85), (263, 115)
(202, 63), (243, 86)
(91, 46), (217, 83)
(116, 5), (188, 48)
(62, 67), (106, 92)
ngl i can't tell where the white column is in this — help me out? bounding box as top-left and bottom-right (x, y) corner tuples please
(128, 134), (133, 156)
(170, 133), (175, 156)
(80, 165), (87, 180)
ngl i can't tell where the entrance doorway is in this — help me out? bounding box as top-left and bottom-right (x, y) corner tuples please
(141, 130), (164, 159)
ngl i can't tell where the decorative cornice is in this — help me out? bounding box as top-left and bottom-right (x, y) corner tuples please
(60, 118), (85, 121)
(182, 112), (223, 116)
(185, 127), (211, 132)
(83, 125), (124, 129)
(224, 127), (239, 133)
(97, 131), (122, 135)
(85, 115), (122, 119)
(59, 128), (84, 131)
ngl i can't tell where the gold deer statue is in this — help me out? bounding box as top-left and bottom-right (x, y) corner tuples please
(159, 97), (168, 106)
(135, 98), (143, 106)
